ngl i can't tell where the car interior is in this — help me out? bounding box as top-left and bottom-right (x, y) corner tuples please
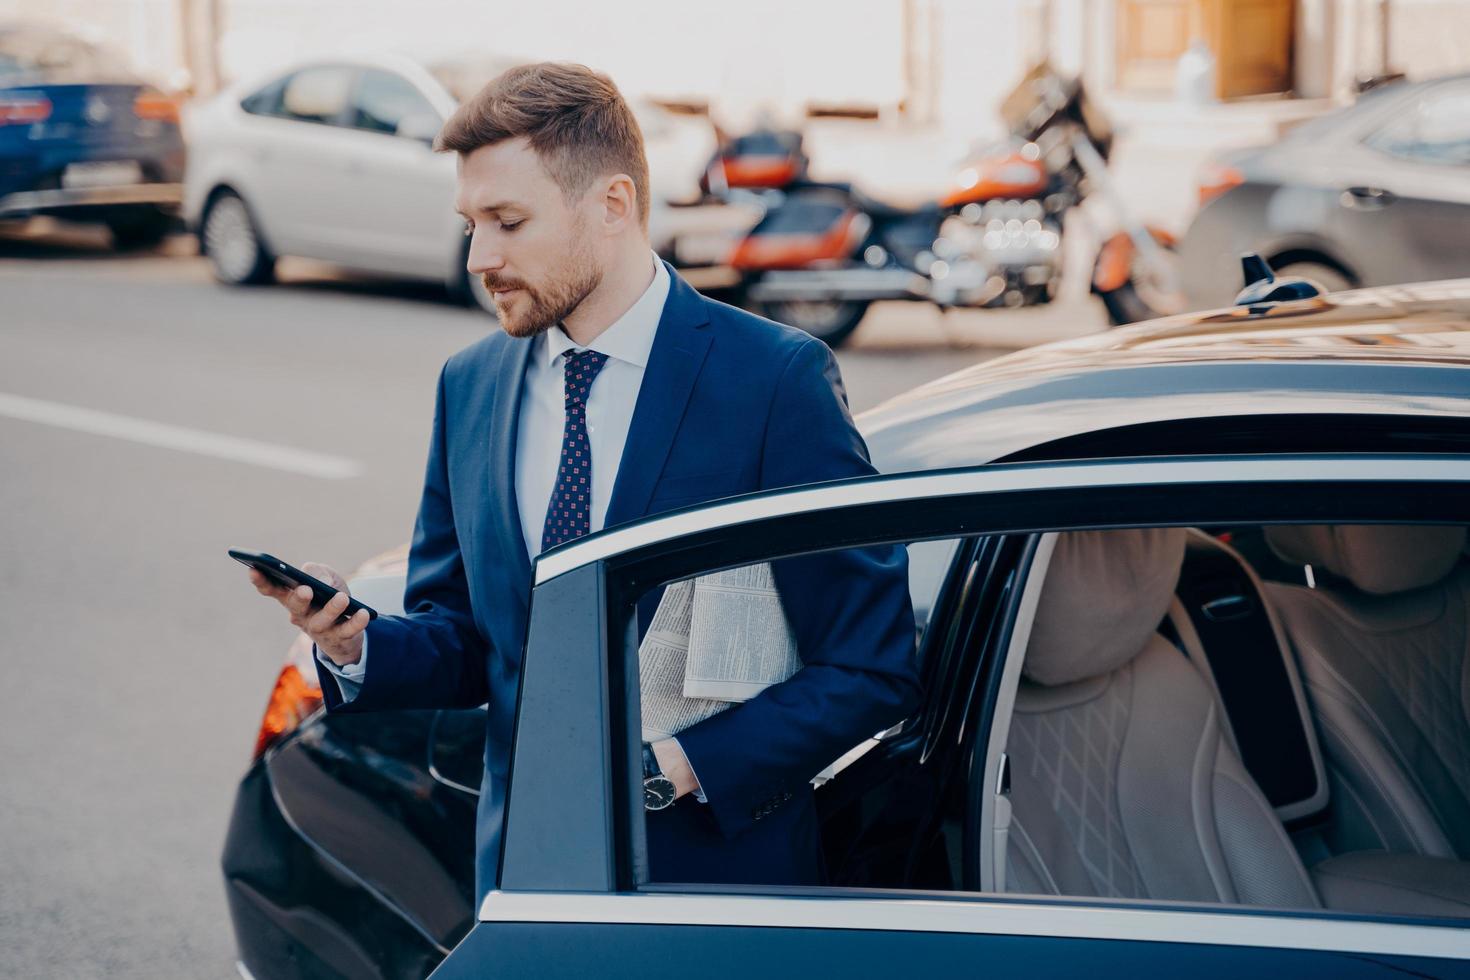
(986, 522), (1470, 919)
(739, 521), (1470, 922)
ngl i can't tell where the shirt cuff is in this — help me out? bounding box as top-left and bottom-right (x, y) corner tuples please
(671, 736), (707, 804)
(314, 633), (368, 702)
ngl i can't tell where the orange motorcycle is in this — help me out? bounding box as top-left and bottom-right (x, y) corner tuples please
(710, 63), (1183, 346)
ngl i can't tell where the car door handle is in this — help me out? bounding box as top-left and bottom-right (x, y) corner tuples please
(1341, 186), (1396, 210)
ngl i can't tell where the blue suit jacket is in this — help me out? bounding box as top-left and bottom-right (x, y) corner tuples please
(316, 264), (920, 900)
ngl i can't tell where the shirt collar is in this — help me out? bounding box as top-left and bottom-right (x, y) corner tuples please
(541, 252), (670, 370)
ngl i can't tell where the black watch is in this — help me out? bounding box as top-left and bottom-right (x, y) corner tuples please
(641, 742), (677, 812)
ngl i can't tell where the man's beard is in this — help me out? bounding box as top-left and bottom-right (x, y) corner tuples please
(483, 245), (602, 339)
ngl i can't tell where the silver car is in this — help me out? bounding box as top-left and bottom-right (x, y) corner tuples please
(182, 53), (717, 313)
(1179, 74), (1470, 309)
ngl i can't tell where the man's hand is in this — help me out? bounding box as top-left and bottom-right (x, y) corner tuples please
(652, 739), (701, 800)
(247, 562), (368, 667)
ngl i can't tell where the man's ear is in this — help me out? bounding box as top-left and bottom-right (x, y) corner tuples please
(600, 173), (638, 233)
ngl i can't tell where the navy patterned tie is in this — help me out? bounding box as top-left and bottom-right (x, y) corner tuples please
(541, 348), (609, 552)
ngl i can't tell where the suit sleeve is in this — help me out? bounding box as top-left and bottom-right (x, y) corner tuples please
(672, 339), (922, 839)
(313, 361), (490, 712)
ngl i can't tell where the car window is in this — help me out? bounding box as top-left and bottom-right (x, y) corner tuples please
(907, 537), (960, 639)
(579, 480), (1470, 919)
(349, 68), (438, 136)
(1364, 83), (1470, 166)
(240, 75), (288, 116)
(633, 540), (929, 760)
(492, 461), (1470, 980)
(278, 66), (353, 126)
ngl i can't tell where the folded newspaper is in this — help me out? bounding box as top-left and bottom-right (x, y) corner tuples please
(638, 563), (800, 742)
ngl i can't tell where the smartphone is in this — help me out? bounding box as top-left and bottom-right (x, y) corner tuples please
(229, 548), (378, 623)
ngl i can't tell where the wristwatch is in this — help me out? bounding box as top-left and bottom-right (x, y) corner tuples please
(641, 742), (677, 812)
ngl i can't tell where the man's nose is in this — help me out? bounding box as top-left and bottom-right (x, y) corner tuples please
(465, 231), (505, 276)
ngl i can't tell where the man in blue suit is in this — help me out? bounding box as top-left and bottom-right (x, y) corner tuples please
(246, 63), (919, 903)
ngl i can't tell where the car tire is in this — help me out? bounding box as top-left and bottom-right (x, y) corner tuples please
(1273, 261), (1354, 295)
(756, 298), (868, 348)
(106, 206), (173, 250)
(201, 190), (275, 286)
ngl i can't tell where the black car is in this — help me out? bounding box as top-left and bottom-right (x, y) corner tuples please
(226, 276), (1470, 979)
(0, 24), (184, 247)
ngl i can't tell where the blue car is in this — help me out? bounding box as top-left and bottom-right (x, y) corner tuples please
(0, 24), (184, 247)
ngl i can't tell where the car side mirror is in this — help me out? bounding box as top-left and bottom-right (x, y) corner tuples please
(395, 112), (441, 147)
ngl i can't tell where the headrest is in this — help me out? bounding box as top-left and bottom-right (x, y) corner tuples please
(1024, 528), (1187, 687)
(1265, 525), (1466, 596)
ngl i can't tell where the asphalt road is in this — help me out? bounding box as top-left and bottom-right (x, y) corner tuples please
(0, 223), (1106, 978)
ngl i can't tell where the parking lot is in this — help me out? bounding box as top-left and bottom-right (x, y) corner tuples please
(0, 221), (1107, 978)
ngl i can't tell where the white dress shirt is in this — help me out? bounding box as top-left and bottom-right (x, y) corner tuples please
(316, 255), (703, 797)
(513, 255), (669, 557)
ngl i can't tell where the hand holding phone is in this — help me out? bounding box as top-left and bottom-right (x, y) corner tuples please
(232, 549), (376, 667)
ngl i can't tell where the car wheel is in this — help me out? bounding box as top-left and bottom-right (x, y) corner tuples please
(106, 207), (173, 250)
(757, 298), (868, 348)
(1273, 261), (1354, 295)
(202, 190), (275, 285)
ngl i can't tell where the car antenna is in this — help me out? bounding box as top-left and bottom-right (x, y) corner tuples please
(1234, 252), (1324, 309)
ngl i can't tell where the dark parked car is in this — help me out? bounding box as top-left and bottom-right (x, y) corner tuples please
(226, 275), (1470, 979)
(1179, 74), (1470, 309)
(0, 24), (184, 247)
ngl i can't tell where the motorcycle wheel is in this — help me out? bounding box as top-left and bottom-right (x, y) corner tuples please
(757, 298), (869, 348)
(1098, 282), (1160, 326)
(1098, 240), (1184, 327)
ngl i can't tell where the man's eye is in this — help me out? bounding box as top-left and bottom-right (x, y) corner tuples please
(500, 221), (523, 232)
(462, 221), (473, 237)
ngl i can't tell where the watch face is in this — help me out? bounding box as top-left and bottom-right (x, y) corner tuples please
(643, 775), (677, 811)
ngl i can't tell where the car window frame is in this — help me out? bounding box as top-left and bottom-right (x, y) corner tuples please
(490, 452), (1470, 962)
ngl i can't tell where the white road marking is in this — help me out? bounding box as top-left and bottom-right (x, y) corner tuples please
(0, 391), (363, 479)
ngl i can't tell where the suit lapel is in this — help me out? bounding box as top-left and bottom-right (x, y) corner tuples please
(606, 267), (713, 527)
(489, 335), (535, 591)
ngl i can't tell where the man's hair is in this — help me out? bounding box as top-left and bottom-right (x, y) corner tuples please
(434, 62), (650, 226)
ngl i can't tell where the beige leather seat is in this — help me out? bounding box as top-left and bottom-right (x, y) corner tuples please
(1003, 529), (1320, 908)
(1262, 525), (1470, 860)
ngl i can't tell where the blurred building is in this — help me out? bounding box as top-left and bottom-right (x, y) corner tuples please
(2, 0), (1465, 216)
(7, 1), (1469, 113)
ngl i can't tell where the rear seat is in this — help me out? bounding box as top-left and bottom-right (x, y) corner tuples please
(1003, 525), (1470, 918)
(1260, 525), (1470, 860)
(1003, 529), (1321, 907)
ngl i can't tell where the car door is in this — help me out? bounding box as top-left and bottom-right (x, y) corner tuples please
(240, 64), (366, 259)
(331, 67), (459, 279)
(432, 454), (1470, 978)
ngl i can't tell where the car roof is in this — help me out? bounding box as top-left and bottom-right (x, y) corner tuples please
(859, 280), (1470, 473)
